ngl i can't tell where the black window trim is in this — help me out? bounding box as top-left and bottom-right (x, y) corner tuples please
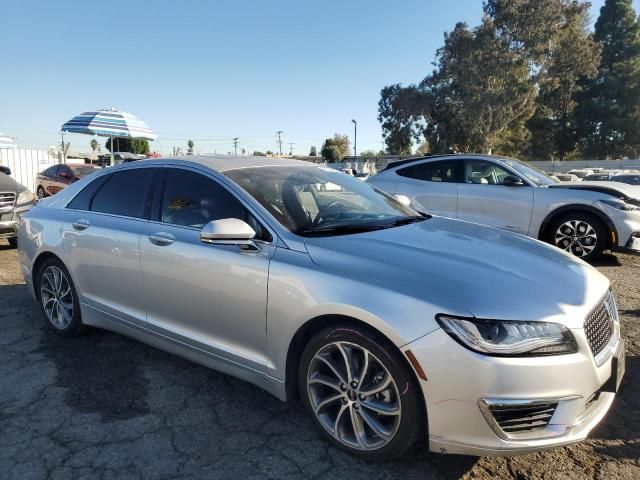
(149, 165), (276, 244)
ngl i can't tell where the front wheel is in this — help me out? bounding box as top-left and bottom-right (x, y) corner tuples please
(7, 237), (18, 249)
(299, 325), (425, 461)
(37, 186), (46, 200)
(545, 212), (608, 261)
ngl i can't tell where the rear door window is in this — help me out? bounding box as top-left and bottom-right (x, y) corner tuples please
(396, 161), (462, 183)
(89, 169), (155, 218)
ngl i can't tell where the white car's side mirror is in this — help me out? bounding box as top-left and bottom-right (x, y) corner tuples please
(200, 218), (256, 246)
(394, 194), (412, 207)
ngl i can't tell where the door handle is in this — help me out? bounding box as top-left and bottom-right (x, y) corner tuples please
(149, 233), (175, 246)
(72, 219), (90, 231)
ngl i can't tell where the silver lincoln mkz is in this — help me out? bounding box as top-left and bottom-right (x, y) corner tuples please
(18, 156), (625, 460)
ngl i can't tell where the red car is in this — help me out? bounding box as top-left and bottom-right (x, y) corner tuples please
(35, 163), (101, 198)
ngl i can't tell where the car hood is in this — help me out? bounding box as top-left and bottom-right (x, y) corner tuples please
(548, 181), (640, 202)
(0, 173), (27, 193)
(304, 217), (609, 328)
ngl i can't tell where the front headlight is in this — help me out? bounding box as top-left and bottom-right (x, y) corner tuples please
(600, 199), (640, 211)
(437, 315), (577, 356)
(16, 190), (35, 207)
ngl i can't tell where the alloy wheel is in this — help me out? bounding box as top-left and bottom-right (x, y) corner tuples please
(306, 341), (401, 451)
(37, 187), (45, 200)
(554, 220), (598, 258)
(40, 266), (74, 329)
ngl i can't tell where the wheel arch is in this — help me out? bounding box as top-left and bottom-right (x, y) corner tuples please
(31, 251), (65, 299)
(538, 204), (617, 248)
(284, 314), (426, 407)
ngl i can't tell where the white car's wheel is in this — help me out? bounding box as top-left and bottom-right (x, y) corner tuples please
(546, 212), (608, 261)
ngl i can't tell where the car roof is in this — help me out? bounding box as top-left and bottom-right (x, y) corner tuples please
(381, 153), (514, 172)
(140, 155), (311, 172)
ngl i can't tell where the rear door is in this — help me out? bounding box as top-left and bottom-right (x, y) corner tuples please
(392, 160), (462, 218)
(64, 166), (157, 328)
(457, 159), (534, 234)
(44, 165), (59, 196)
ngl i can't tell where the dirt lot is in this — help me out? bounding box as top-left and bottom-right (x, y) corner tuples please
(0, 243), (638, 480)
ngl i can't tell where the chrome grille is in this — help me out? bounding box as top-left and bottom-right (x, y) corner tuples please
(584, 293), (615, 357)
(488, 402), (558, 435)
(0, 192), (16, 212)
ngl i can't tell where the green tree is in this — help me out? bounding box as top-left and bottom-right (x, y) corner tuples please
(576, 0), (640, 158)
(359, 150), (378, 157)
(321, 134), (350, 162)
(378, 84), (426, 154)
(105, 137), (150, 155)
(253, 150), (266, 156)
(90, 139), (98, 152)
(187, 139), (194, 155)
(309, 145), (317, 156)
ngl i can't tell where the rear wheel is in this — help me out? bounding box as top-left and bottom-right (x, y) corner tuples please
(299, 325), (425, 461)
(36, 258), (85, 336)
(545, 212), (608, 261)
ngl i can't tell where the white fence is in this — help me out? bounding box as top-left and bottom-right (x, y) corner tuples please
(0, 149), (59, 192)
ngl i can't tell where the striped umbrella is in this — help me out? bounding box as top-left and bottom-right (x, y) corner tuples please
(61, 108), (157, 141)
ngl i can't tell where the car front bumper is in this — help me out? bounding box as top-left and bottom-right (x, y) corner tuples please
(405, 325), (623, 456)
(605, 206), (640, 253)
(0, 202), (33, 239)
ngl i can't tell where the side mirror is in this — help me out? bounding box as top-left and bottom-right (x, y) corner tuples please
(200, 218), (256, 246)
(394, 194), (412, 206)
(502, 175), (525, 187)
(0, 166), (11, 176)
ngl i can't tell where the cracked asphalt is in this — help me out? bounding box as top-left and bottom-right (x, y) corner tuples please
(0, 242), (639, 479)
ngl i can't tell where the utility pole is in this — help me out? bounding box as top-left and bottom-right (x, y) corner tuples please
(233, 137), (239, 155)
(288, 142), (294, 155)
(351, 119), (357, 157)
(276, 130), (283, 156)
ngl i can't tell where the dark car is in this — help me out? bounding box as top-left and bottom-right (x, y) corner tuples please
(0, 167), (35, 248)
(35, 163), (101, 199)
(612, 174), (640, 186)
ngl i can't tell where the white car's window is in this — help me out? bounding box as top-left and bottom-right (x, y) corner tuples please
(464, 161), (512, 185)
(225, 166), (422, 236)
(397, 160), (461, 183)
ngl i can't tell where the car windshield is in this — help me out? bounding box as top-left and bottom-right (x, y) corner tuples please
(70, 166), (100, 177)
(224, 166), (423, 236)
(499, 158), (556, 186)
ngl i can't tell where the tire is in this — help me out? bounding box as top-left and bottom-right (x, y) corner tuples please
(36, 258), (85, 336)
(7, 237), (18, 249)
(37, 186), (46, 200)
(545, 212), (608, 261)
(299, 325), (425, 462)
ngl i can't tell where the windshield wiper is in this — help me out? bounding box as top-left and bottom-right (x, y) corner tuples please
(297, 224), (387, 237)
(383, 215), (429, 227)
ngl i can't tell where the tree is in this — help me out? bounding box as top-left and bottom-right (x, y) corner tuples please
(253, 151), (266, 156)
(309, 146), (317, 156)
(487, 0), (601, 160)
(105, 137), (150, 155)
(187, 139), (194, 155)
(90, 139), (99, 152)
(416, 141), (430, 155)
(378, 84), (426, 154)
(321, 134), (350, 162)
(359, 150), (378, 158)
(576, 0), (640, 158)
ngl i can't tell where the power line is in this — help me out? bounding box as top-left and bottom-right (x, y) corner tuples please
(276, 130), (283, 156)
(233, 137), (239, 155)
(288, 142), (294, 155)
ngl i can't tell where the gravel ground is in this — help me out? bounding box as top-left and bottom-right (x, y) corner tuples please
(0, 242), (638, 480)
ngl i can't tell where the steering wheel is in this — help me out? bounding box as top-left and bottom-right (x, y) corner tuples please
(312, 201), (344, 227)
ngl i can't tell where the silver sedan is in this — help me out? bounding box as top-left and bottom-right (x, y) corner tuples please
(18, 156), (624, 460)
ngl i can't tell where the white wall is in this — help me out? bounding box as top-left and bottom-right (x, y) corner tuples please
(0, 149), (58, 192)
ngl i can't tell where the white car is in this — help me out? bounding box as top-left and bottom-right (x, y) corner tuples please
(367, 154), (640, 261)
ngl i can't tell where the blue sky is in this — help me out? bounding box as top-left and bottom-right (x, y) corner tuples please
(2, 0), (638, 155)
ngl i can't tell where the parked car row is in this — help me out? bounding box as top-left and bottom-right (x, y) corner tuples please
(367, 154), (640, 261)
(18, 155), (626, 460)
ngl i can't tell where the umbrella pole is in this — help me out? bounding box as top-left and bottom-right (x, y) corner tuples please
(110, 136), (113, 166)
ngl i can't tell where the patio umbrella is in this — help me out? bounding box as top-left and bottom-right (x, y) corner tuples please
(61, 108), (157, 160)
